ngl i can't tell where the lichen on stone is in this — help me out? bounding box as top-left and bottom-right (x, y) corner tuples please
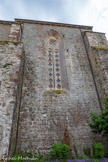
(10, 47), (14, 50)
(46, 89), (67, 94)
(0, 40), (23, 45)
(93, 46), (108, 50)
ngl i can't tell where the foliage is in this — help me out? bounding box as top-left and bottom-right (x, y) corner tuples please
(9, 152), (108, 162)
(93, 143), (105, 158)
(79, 155), (89, 159)
(89, 97), (108, 137)
(50, 142), (70, 160)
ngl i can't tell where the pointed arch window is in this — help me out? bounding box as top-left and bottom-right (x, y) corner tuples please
(45, 30), (63, 89)
(45, 29), (69, 91)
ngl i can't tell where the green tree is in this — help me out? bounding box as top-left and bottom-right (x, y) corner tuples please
(89, 97), (108, 137)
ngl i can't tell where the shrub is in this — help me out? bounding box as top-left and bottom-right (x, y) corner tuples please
(79, 155), (89, 159)
(93, 142), (105, 158)
(50, 142), (70, 160)
(89, 97), (108, 137)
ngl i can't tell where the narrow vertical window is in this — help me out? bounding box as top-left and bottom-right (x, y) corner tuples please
(54, 49), (61, 89)
(47, 49), (54, 89)
(47, 39), (62, 89)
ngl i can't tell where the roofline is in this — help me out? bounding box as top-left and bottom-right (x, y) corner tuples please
(0, 20), (15, 25)
(84, 30), (105, 35)
(15, 18), (93, 30)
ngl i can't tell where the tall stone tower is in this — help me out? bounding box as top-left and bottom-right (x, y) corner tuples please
(0, 19), (108, 157)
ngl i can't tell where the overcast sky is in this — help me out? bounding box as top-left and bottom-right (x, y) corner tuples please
(0, 0), (108, 39)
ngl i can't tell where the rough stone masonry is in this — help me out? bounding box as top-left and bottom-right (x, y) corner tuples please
(0, 19), (108, 158)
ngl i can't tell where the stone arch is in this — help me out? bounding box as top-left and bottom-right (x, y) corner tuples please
(45, 29), (61, 40)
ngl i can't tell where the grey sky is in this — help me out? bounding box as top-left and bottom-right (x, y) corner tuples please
(0, 0), (108, 38)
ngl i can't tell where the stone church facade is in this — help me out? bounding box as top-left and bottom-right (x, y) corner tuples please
(0, 19), (108, 157)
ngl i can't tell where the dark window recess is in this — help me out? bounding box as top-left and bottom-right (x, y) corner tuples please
(49, 73), (52, 76)
(49, 68), (52, 72)
(49, 78), (53, 82)
(55, 50), (58, 54)
(56, 68), (59, 71)
(49, 84), (53, 88)
(48, 50), (52, 53)
(48, 54), (52, 57)
(57, 84), (61, 88)
(55, 59), (59, 62)
(48, 59), (52, 61)
(56, 64), (59, 67)
(57, 79), (60, 82)
(55, 55), (58, 57)
(48, 63), (52, 66)
(56, 73), (60, 76)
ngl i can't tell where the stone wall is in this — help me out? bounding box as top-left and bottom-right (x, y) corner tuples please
(84, 32), (108, 108)
(0, 41), (24, 157)
(16, 23), (107, 156)
(8, 24), (21, 41)
(0, 24), (11, 40)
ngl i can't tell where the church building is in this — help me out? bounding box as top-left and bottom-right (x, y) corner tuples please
(0, 19), (108, 157)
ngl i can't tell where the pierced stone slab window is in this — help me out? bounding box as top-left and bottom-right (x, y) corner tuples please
(45, 30), (64, 90)
(47, 47), (62, 89)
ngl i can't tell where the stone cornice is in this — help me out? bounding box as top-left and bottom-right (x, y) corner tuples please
(15, 18), (93, 30)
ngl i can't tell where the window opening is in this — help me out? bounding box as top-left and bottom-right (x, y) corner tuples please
(47, 46), (61, 89)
